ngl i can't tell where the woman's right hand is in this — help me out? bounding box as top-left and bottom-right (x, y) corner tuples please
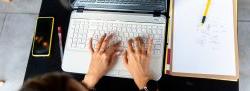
(83, 34), (121, 89)
(122, 36), (153, 89)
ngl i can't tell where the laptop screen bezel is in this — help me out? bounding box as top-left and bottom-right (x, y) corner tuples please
(70, 0), (167, 14)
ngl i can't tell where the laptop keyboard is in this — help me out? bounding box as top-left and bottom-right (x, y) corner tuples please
(67, 19), (165, 55)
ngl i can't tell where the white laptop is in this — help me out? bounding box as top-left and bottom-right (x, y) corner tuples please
(62, 0), (167, 80)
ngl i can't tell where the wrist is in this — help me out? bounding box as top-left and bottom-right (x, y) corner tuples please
(82, 74), (99, 89)
(139, 80), (158, 91)
(136, 76), (150, 89)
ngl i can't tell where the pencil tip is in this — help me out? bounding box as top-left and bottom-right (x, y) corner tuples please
(200, 23), (204, 26)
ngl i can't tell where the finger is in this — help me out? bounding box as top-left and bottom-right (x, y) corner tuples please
(138, 37), (145, 53)
(147, 36), (153, 56)
(109, 51), (121, 66)
(95, 34), (106, 51)
(105, 41), (121, 55)
(88, 38), (94, 54)
(122, 51), (128, 67)
(140, 37), (146, 53)
(134, 37), (142, 53)
(99, 34), (114, 53)
(127, 39), (134, 53)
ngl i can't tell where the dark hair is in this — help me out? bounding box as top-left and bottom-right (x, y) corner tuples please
(20, 72), (87, 91)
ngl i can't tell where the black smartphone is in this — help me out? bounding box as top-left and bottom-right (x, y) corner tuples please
(32, 17), (54, 57)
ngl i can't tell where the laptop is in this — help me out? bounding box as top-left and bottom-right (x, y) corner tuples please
(62, 0), (167, 80)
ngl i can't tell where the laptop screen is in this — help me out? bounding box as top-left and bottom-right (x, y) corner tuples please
(72, 0), (167, 13)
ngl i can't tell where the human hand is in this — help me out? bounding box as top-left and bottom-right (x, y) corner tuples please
(122, 36), (153, 89)
(1, 0), (12, 3)
(83, 34), (121, 89)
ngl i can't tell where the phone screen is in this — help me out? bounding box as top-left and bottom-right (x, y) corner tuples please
(32, 17), (54, 56)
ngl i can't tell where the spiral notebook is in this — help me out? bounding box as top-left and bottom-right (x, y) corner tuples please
(165, 0), (239, 81)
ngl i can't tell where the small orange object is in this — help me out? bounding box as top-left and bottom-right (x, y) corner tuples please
(37, 36), (43, 44)
(35, 36), (39, 41)
(43, 41), (49, 48)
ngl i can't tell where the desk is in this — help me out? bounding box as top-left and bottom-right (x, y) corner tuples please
(24, 0), (239, 91)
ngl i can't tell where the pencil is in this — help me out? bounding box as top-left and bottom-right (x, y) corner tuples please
(201, 0), (212, 25)
(58, 26), (64, 60)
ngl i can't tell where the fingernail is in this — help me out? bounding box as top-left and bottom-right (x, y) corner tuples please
(0, 80), (5, 87)
(115, 41), (121, 45)
(116, 52), (122, 55)
(119, 48), (124, 51)
(128, 39), (133, 42)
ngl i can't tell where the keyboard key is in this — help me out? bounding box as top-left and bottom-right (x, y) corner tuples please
(154, 39), (162, 42)
(154, 50), (161, 55)
(154, 44), (161, 49)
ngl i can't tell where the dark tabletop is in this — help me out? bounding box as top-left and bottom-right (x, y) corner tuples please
(24, 0), (239, 91)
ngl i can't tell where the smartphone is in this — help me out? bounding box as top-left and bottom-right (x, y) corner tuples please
(32, 17), (54, 57)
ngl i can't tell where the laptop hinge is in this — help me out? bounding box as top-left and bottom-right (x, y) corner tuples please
(153, 10), (161, 17)
(76, 6), (85, 12)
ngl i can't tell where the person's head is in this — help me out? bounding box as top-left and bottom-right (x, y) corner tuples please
(20, 72), (88, 91)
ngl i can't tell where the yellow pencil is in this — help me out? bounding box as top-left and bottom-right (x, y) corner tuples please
(201, 0), (212, 25)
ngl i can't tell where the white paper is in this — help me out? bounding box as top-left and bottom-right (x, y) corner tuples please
(172, 0), (236, 76)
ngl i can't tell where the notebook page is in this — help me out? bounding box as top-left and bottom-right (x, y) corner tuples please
(172, 0), (236, 76)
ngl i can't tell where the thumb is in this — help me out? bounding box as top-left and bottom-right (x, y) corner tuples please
(109, 51), (120, 66)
